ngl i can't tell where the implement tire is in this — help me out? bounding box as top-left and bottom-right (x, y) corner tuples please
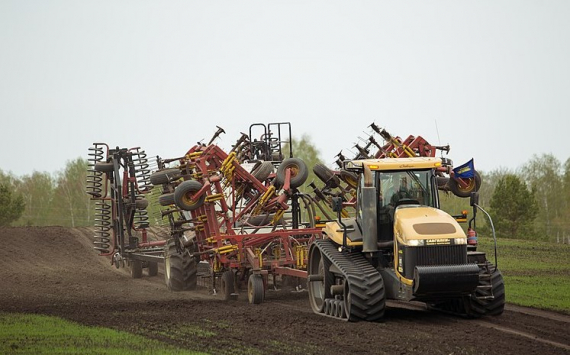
(340, 170), (358, 189)
(449, 171), (481, 198)
(252, 161), (274, 182)
(164, 239), (197, 291)
(150, 168), (181, 186)
(275, 158), (309, 189)
(313, 163), (340, 188)
(221, 270), (236, 301)
(174, 180), (205, 211)
(248, 274), (265, 305)
(158, 193), (175, 206)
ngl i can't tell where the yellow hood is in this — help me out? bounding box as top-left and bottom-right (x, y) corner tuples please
(394, 206), (466, 244)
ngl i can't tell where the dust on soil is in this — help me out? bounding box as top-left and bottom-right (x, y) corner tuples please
(1, 226), (569, 355)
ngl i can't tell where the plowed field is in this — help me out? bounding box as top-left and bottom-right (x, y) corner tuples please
(1, 226), (569, 355)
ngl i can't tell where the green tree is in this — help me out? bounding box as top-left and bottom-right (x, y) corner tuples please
(522, 154), (564, 240)
(16, 172), (55, 226)
(490, 174), (538, 239)
(51, 158), (91, 227)
(0, 183), (25, 226)
(561, 158), (570, 241)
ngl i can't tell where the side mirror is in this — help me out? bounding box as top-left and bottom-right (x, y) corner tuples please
(331, 197), (343, 213)
(470, 192), (479, 206)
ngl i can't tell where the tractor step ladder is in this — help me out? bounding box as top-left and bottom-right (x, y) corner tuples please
(475, 262), (495, 300)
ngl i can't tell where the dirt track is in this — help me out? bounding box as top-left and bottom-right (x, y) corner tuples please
(1, 226), (569, 355)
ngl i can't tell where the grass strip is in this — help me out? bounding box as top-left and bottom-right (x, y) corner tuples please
(0, 313), (207, 355)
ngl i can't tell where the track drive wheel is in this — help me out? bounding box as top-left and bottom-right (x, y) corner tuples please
(307, 244), (333, 313)
(248, 274), (265, 304)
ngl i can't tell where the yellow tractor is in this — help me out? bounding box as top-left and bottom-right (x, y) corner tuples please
(307, 157), (505, 321)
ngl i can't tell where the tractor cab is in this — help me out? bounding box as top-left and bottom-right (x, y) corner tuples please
(346, 157), (443, 245)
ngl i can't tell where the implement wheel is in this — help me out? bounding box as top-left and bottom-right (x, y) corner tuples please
(158, 193), (175, 206)
(174, 180), (205, 211)
(313, 163), (340, 188)
(94, 162), (114, 173)
(275, 158), (309, 189)
(340, 170), (358, 189)
(131, 259), (142, 279)
(150, 168), (181, 186)
(148, 261), (158, 277)
(248, 274), (265, 304)
(164, 239), (197, 291)
(449, 171), (481, 198)
(221, 270), (236, 301)
(252, 161), (274, 182)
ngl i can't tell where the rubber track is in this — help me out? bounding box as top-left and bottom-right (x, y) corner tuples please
(313, 239), (386, 321)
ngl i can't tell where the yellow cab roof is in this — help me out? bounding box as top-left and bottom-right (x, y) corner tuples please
(345, 157), (442, 171)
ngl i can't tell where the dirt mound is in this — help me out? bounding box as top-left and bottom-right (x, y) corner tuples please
(1, 226), (569, 355)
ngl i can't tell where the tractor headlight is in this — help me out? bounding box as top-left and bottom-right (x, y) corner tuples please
(453, 237), (467, 245)
(408, 239), (425, 247)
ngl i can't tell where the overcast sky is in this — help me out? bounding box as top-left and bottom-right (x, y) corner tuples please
(1, 1), (569, 177)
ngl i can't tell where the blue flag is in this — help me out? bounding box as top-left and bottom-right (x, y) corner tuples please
(453, 159), (475, 178)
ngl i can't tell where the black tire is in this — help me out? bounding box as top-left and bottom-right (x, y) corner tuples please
(135, 198), (149, 210)
(251, 161), (274, 182)
(313, 163), (340, 188)
(307, 245), (334, 313)
(158, 193), (175, 206)
(221, 270), (236, 301)
(164, 239), (197, 291)
(148, 261), (158, 276)
(150, 168), (181, 186)
(430, 263), (505, 318)
(174, 180), (205, 211)
(94, 162), (114, 173)
(465, 264), (506, 317)
(248, 274), (265, 304)
(275, 158), (309, 189)
(340, 170), (358, 189)
(449, 171), (482, 198)
(131, 259), (142, 279)
(197, 261), (211, 276)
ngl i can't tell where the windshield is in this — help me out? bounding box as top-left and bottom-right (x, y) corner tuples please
(376, 169), (435, 208)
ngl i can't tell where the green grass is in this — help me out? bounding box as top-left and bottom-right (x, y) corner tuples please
(0, 313), (207, 355)
(478, 237), (570, 313)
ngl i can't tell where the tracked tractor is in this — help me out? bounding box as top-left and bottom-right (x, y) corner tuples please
(307, 157), (505, 321)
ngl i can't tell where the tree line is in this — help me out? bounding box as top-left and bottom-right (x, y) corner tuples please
(0, 158), (92, 228)
(0, 145), (568, 243)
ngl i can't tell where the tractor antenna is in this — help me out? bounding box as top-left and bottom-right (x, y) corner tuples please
(435, 119), (441, 146)
(435, 119), (443, 157)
